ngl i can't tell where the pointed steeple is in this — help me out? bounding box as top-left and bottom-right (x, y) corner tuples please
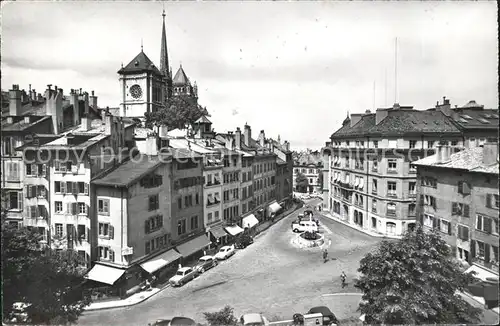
(160, 9), (169, 79)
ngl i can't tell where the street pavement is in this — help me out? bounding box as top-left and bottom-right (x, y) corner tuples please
(78, 199), (498, 325)
(79, 199), (379, 325)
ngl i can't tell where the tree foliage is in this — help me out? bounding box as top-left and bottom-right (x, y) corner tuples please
(144, 96), (208, 130)
(203, 305), (238, 326)
(355, 226), (482, 325)
(1, 208), (91, 324)
(295, 173), (309, 193)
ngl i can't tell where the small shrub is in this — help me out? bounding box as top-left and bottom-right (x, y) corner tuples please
(203, 305), (237, 326)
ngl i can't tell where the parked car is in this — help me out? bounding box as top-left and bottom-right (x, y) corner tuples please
(150, 317), (197, 326)
(306, 306), (338, 325)
(239, 313), (269, 326)
(214, 245), (235, 260)
(291, 220), (319, 233)
(169, 267), (198, 287)
(194, 255), (218, 273)
(235, 234), (254, 249)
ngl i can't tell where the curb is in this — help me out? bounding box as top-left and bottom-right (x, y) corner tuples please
(85, 204), (302, 312)
(84, 283), (171, 312)
(321, 213), (401, 240)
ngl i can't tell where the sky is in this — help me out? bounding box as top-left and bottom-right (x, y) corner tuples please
(2, 0), (498, 151)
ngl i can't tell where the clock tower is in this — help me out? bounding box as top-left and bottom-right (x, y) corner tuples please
(118, 48), (165, 118)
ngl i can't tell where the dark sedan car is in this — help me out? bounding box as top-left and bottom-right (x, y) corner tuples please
(307, 306), (338, 325)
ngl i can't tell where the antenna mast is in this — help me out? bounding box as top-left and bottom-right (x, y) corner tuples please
(394, 37), (398, 103)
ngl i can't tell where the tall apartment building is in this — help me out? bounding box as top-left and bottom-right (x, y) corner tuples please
(293, 149), (323, 193)
(270, 138), (293, 208)
(88, 138), (208, 295)
(322, 100), (498, 238)
(414, 143), (499, 280)
(1, 84), (101, 225)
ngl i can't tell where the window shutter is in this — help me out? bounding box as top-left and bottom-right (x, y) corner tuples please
(437, 219), (441, 230)
(66, 203), (71, 215)
(35, 205), (40, 218)
(448, 222), (452, 235)
(433, 217), (437, 229)
(18, 192), (23, 210)
(463, 182), (471, 195)
(463, 205), (470, 217)
(145, 220), (150, 234)
(485, 243), (491, 262)
(27, 206), (31, 218)
(458, 182), (463, 194)
(485, 218), (492, 234)
(72, 203), (77, 215)
(470, 240), (476, 261)
(486, 194), (492, 208)
(110, 250), (115, 262)
(25, 185), (30, 198)
(41, 164), (47, 177)
(85, 253), (90, 266)
(419, 195), (424, 205)
(84, 183), (89, 195)
(432, 198), (437, 210)
(109, 225), (114, 239)
(73, 182), (78, 195)
(451, 202), (456, 215)
(61, 182), (67, 194)
(86, 227), (90, 242)
(464, 227), (469, 241)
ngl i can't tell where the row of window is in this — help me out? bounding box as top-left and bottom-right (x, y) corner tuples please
(145, 214), (163, 234)
(253, 176), (275, 191)
(223, 189), (239, 202)
(206, 173), (221, 186)
(331, 195), (415, 217)
(207, 192), (221, 206)
(26, 163), (47, 177)
(176, 193), (200, 210)
(207, 210), (220, 224)
(253, 162), (276, 174)
(177, 216), (199, 235)
(54, 181), (89, 195)
(294, 168), (321, 174)
(223, 205), (239, 222)
(331, 139), (460, 149)
(145, 233), (170, 255)
(174, 176), (203, 190)
(55, 201), (88, 215)
(332, 157), (416, 174)
(424, 214), (499, 237)
(25, 185), (47, 199)
(140, 174), (163, 188)
(223, 172), (239, 184)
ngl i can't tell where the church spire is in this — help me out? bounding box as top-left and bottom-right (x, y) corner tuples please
(160, 9), (169, 79)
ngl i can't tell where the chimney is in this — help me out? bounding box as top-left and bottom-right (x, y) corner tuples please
(244, 123), (251, 146)
(69, 89), (80, 126)
(101, 107), (107, 124)
(259, 130), (265, 147)
(235, 127), (242, 149)
(482, 141), (499, 166)
(9, 84), (22, 116)
(350, 113), (363, 127)
(375, 108), (389, 125)
(436, 145), (452, 164)
(46, 85), (64, 134)
(365, 109), (371, 114)
(83, 92), (89, 116)
(89, 90), (98, 108)
(31, 89), (36, 102)
(104, 112), (113, 135)
(81, 114), (92, 131)
(37, 93), (43, 102)
(284, 141), (290, 151)
(144, 132), (158, 156)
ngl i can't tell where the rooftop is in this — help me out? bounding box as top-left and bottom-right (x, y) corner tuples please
(1, 116), (52, 132)
(451, 108), (499, 129)
(92, 155), (165, 187)
(118, 51), (162, 75)
(172, 65), (191, 86)
(413, 146), (499, 175)
(332, 109), (462, 138)
(293, 150), (323, 167)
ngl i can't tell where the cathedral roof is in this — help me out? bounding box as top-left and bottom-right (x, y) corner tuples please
(173, 65), (191, 86)
(118, 51), (162, 76)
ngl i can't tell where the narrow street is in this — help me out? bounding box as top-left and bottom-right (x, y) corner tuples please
(79, 200), (381, 325)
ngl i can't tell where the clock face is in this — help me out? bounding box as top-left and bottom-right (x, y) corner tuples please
(130, 84), (142, 99)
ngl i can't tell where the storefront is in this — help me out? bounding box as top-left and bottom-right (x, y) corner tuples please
(84, 263), (129, 299)
(208, 225), (228, 248)
(224, 224), (244, 239)
(267, 201), (282, 219)
(139, 249), (182, 283)
(176, 234), (212, 264)
(242, 214), (259, 235)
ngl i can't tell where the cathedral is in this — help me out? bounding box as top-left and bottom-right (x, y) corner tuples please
(117, 10), (199, 118)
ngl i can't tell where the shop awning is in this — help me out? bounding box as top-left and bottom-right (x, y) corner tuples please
(269, 202), (282, 214)
(225, 225), (244, 236)
(465, 264), (499, 281)
(242, 214), (259, 228)
(209, 225), (227, 239)
(359, 178), (364, 190)
(140, 249), (182, 274)
(176, 234), (211, 257)
(85, 264), (126, 285)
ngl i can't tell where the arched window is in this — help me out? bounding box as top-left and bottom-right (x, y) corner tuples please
(386, 222), (396, 235)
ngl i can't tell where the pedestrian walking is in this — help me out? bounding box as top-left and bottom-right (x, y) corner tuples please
(322, 249), (328, 263)
(340, 271), (347, 288)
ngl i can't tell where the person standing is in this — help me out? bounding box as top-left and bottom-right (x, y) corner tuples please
(340, 271), (347, 288)
(323, 249), (328, 263)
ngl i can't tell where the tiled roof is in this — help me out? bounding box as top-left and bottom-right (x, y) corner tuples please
(451, 108), (499, 129)
(173, 66), (190, 86)
(293, 150), (323, 167)
(413, 147), (499, 175)
(332, 109), (461, 138)
(1, 116), (51, 132)
(169, 148), (202, 159)
(92, 155), (164, 187)
(118, 51), (162, 75)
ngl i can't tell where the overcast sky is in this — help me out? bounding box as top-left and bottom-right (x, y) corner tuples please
(2, 1), (498, 150)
